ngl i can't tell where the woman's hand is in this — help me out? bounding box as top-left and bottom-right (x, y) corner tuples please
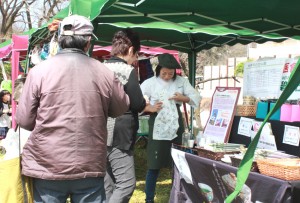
(143, 101), (163, 113)
(169, 92), (190, 103)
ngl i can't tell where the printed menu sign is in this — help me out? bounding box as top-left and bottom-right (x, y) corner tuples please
(283, 125), (300, 146)
(204, 87), (241, 143)
(243, 59), (285, 99)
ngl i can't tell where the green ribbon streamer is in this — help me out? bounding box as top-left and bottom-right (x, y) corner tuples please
(226, 58), (300, 203)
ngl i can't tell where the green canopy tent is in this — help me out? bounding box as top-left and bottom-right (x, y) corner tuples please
(28, 0), (289, 86)
(25, 0), (300, 202)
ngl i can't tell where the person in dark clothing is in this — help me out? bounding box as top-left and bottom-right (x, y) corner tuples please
(104, 29), (162, 203)
(0, 90), (11, 140)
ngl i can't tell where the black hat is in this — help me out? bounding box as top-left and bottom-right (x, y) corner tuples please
(158, 53), (181, 69)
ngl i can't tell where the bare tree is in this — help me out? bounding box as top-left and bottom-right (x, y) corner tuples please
(0, 0), (37, 39)
(23, 0), (33, 30)
(37, 0), (69, 27)
(179, 44), (247, 77)
(0, 0), (68, 41)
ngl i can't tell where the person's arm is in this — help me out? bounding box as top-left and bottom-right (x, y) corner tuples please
(124, 70), (146, 113)
(142, 101), (163, 113)
(169, 77), (201, 108)
(7, 107), (12, 116)
(169, 92), (190, 103)
(139, 77), (163, 113)
(15, 71), (39, 131)
(0, 105), (5, 116)
(108, 75), (130, 118)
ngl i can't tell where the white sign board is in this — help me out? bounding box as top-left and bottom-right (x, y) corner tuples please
(283, 125), (300, 146)
(238, 117), (254, 137)
(250, 121), (277, 150)
(204, 87), (240, 143)
(243, 59), (285, 99)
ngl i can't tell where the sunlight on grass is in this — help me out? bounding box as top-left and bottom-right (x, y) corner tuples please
(67, 141), (172, 203)
(130, 141), (172, 203)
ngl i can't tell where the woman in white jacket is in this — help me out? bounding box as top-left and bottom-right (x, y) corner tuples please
(141, 53), (201, 203)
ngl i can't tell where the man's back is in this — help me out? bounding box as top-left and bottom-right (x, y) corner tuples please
(16, 49), (129, 180)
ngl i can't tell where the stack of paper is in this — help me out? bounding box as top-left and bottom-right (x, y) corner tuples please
(205, 143), (243, 152)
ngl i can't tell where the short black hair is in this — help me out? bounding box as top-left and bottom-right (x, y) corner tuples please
(58, 35), (90, 51)
(0, 90), (10, 101)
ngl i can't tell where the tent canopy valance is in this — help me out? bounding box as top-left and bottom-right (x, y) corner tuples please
(28, 0), (291, 53)
(93, 23), (286, 53)
(95, 0), (300, 40)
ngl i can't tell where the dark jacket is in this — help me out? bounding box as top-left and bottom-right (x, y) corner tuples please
(105, 57), (146, 150)
(0, 101), (11, 117)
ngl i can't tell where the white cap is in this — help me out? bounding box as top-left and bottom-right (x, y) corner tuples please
(60, 15), (97, 39)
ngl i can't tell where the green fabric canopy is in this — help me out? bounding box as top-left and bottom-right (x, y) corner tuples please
(29, 0), (290, 52)
(95, 0), (300, 39)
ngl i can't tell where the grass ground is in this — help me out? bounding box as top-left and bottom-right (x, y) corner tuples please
(66, 139), (172, 203)
(129, 139), (172, 203)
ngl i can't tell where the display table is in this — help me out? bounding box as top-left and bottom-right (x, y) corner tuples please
(229, 116), (300, 156)
(170, 147), (299, 203)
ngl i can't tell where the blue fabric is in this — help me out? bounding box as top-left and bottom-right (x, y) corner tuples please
(145, 169), (160, 201)
(269, 102), (281, 120)
(256, 101), (269, 119)
(33, 177), (106, 203)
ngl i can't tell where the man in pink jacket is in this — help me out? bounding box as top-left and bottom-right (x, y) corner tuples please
(15, 15), (129, 203)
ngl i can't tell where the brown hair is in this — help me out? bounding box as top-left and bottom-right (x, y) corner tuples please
(110, 28), (140, 56)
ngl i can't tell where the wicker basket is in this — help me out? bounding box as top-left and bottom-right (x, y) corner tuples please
(243, 96), (256, 105)
(236, 105), (256, 116)
(196, 147), (239, 161)
(256, 158), (300, 180)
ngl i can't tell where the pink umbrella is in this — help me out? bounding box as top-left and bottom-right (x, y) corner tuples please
(92, 45), (179, 60)
(0, 44), (12, 60)
(92, 45), (181, 75)
(0, 35), (29, 61)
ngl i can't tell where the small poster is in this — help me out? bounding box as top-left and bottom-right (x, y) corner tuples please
(251, 120), (273, 135)
(256, 134), (277, 150)
(238, 117), (254, 137)
(283, 125), (300, 146)
(280, 58), (300, 100)
(204, 87), (241, 143)
(249, 121), (277, 150)
(171, 148), (193, 184)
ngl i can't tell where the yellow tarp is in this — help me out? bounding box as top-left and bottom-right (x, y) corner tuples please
(0, 157), (33, 203)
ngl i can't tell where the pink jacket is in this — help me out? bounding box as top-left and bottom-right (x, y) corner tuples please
(16, 49), (129, 180)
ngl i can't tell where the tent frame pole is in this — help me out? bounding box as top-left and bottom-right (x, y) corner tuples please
(188, 50), (196, 134)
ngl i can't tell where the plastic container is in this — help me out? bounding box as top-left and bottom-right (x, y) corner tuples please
(196, 131), (204, 147)
(182, 130), (192, 147)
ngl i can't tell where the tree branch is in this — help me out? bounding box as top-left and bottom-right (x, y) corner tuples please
(198, 76), (240, 84)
